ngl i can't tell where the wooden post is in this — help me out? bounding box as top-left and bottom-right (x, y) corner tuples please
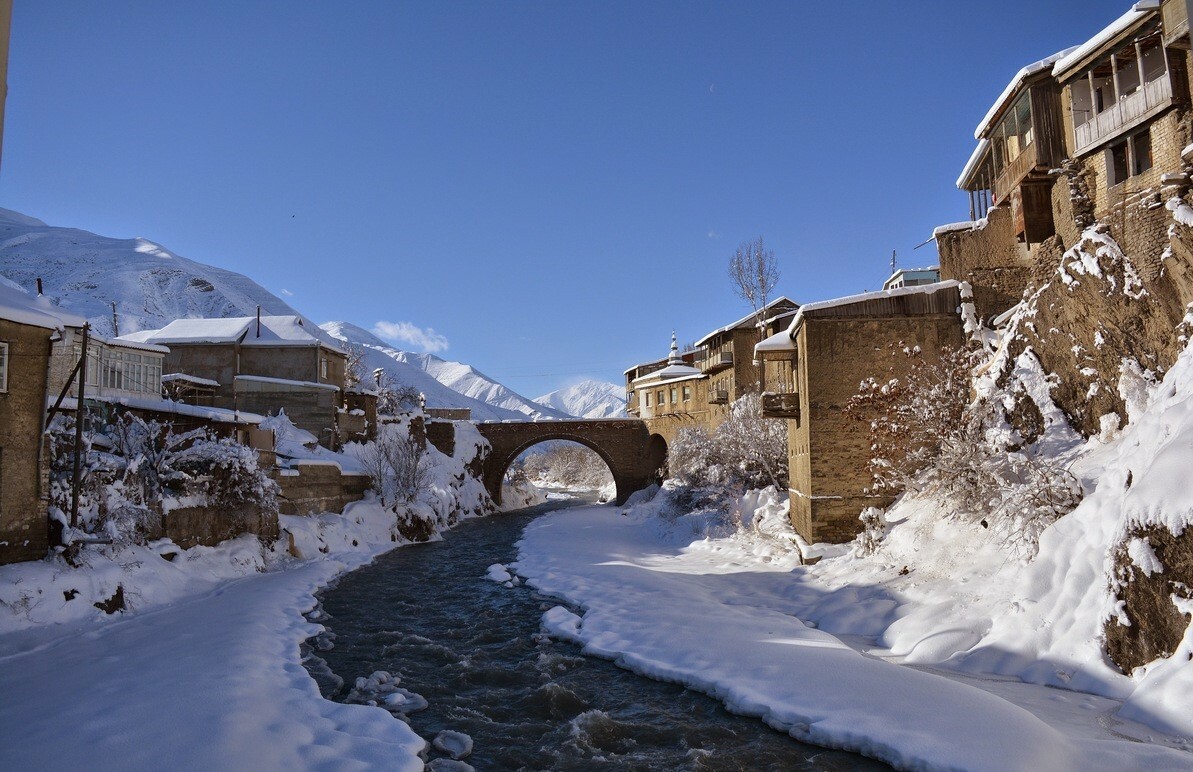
(1111, 53), (1121, 106)
(70, 323), (89, 530)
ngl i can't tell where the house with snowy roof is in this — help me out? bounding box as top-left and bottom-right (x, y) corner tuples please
(939, 0), (1193, 320)
(755, 281), (966, 544)
(627, 333), (707, 435)
(692, 297), (798, 412)
(119, 314), (348, 446)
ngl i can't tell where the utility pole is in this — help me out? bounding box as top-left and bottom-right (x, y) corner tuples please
(70, 323), (89, 530)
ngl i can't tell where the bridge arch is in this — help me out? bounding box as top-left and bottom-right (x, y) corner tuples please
(475, 420), (661, 507)
(647, 433), (668, 478)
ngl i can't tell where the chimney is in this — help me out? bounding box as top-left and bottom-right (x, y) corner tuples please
(256, 306), (261, 338)
(36, 277), (43, 295)
(111, 302), (120, 337)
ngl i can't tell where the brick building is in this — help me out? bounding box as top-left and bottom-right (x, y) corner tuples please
(625, 333), (708, 447)
(756, 282), (966, 544)
(941, 0), (1193, 320)
(121, 315), (348, 446)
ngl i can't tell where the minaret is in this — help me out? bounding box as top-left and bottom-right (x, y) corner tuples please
(667, 330), (683, 365)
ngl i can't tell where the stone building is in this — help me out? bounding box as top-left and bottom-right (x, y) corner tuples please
(756, 282), (966, 544)
(0, 285), (82, 563)
(625, 333), (708, 447)
(121, 315), (348, 446)
(941, 0), (1193, 321)
(693, 297), (798, 416)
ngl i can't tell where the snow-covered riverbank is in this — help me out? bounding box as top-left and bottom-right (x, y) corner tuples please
(0, 501), (432, 770)
(513, 493), (1193, 771)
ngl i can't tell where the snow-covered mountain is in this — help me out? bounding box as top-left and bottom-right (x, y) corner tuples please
(0, 207), (560, 422)
(0, 208), (301, 337)
(321, 321), (568, 422)
(534, 380), (627, 419)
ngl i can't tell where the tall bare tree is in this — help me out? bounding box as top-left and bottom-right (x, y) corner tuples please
(727, 236), (780, 331)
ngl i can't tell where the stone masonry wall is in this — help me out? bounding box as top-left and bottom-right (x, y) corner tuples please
(936, 206), (1033, 321)
(0, 320), (52, 564)
(788, 314), (966, 544)
(275, 462), (370, 516)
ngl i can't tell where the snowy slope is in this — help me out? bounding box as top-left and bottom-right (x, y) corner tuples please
(321, 321), (566, 422)
(0, 208), (301, 337)
(395, 350), (570, 421)
(534, 380), (627, 419)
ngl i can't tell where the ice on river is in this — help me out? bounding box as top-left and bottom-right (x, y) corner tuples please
(432, 729), (474, 759)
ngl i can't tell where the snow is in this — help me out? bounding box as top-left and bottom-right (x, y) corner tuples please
(956, 138), (991, 189)
(0, 281), (87, 330)
(1127, 537), (1164, 576)
(235, 373), (341, 391)
(780, 280), (962, 339)
(1052, 2), (1161, 79)
(754, 327), (795, 353)
(694, 296), (797, 348)
(52, 395), (266, 425)
(134, 315), (345, 352)
(0, 501), (430, 770)
(533, 380), (627, 419)
(432, 730), (474, 759)
(161, 372), (221, 388)
(1168, 196), (1193, 228)
(933, 217), (989, 237)
(0, 207), (305, 338)
(975, 47), (1080, 140)
(515, 488), (1193, 769)
(322, 320), (567, 422)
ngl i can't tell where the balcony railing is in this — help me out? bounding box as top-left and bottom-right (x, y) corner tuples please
(993, 140), (1039, 204)
(761, 392), (800, 420)
(1074, 76), (1173, 156)
(708, 387), (729, 404)
(699, 351), (734, 373)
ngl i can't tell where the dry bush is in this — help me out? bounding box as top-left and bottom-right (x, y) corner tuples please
(668, 392), (788, 494)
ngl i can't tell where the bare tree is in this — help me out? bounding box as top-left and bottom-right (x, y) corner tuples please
(727, 236), (780, 330)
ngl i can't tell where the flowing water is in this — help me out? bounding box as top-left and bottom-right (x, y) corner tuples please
(305, 495), (884, 770)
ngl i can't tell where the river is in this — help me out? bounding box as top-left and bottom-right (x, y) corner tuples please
(304, 494), (883, 770)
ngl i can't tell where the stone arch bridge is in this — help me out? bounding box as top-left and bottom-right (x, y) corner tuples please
(475, 419), (667, 507)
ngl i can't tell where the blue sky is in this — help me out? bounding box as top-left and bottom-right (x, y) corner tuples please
(2, 0), (1131, 398)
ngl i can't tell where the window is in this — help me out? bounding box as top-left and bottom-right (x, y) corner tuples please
(1106, 130), (1152, 186)
(670, 387), (677, 405)
(644, 392), (651, 407)
(320, 358), (329, 379)
(682, 385), (691, 401)
(0, 342), (7, 392)
(657, 389), (665, 406)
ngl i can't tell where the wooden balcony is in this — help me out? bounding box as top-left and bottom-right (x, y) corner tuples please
(993, 141), (1040, 205)
(761, 392), (800, 420)
(1074, 76), (1173, 156)
(699, 351), (734, 373)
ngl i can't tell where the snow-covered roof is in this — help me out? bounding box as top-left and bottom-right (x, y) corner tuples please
(1052, 2), (1160, 79)
(956, 139), (991, 190)
(974, 46), (1079, 140)
(52, 395), (264, 425)
(695, 297), (797, 348)
(128, 315), (346, 353)
(0, 283), (87, 331)
(234, 374), (340, 392)
(632, 371), (705, 389)
(104, 338), (170, 355)
(162, 372), (221, 388)
(772, 280), (962, 344)
(755, 328), (796, 354)
(932, 218), (989, 239)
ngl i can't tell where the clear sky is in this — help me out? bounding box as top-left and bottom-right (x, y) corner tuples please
(2, 0), (1133, 398)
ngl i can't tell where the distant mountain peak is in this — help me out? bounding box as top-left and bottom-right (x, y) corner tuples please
(534, 380), (627, 419)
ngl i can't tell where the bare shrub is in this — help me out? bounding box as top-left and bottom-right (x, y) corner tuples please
(846, 343), (1082, 556)
(358, 424), (429, 507)
(668, 392), (788, 494)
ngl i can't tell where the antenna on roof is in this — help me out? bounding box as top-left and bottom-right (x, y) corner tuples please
(111, 301), (119, 337)
(256, 306), (261, 338)
(890, 250), (897, 274)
